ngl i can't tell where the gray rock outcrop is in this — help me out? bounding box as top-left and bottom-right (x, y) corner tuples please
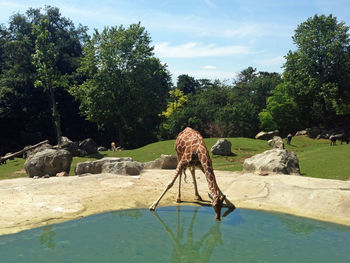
(268, 136), (284, 149)
(24, 149), (72, 177)
(211, 139), (232, 156)
(97, 146), (107, 151)
(243, 148), (300, 175)
(144, 155), (178, 169)
(59, 136), (80, 157)
(23, 143), (53, 159)
(75, 157), (143, 175)
(79, 138), (98, 155)
(295, 130), (307, 136)
(103, 161), (144, 175)
(255, 130), (279, 140)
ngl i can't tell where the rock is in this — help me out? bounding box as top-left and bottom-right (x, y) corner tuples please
(243, 148), (300, 175)
(103, 161), (144, 175)
(23, 143), (53, 159)
(255, 130), (279, 140)
(24, 149), (72, 178)
(74, 157), (143, 175)
(268, 136), (284, 149)
(78, 149), (88, 157)
(144, 155), (178, 169)
(97, 146), (107, 151)
(59, 137), (80, 157)
(56, 171), (69, 177)
(306, 127), (321, 139)
(211, 139), (232, 156)
(295, 130), (307, 136)
(79, 138), (98, 155)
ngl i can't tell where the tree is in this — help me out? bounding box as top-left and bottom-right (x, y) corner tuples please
(0, 6), (89, 154)
(160, 89), (188, 119)
(70, 23), (171, 147)
(284, 14), (350, 126)
(32, 18), (64, 145)
(177, 74), (198, 95)
(259, 82), (301, 135)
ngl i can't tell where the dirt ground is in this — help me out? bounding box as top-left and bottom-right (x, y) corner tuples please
(1, 169), (350, 235)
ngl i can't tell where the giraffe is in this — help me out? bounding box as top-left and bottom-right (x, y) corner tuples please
(149, 127), (235, 221)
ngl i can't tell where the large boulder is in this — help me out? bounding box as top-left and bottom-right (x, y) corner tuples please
(79, 138), (98, 154)
(144, 155), (178, 169)
(24, 149), (72, 177)
(59, 136), (80, 157)
(75, 157), (143, 175)
(243, 148), (300, 175)
(295, 130), (307, 136)
(255, 130), (279, 140)
(23, 143), (53, 159)
(268, 136), (284, 149)
(211, 139), (232, 156)
(103, 161), (144, 175)
(306, 127), (321, 139)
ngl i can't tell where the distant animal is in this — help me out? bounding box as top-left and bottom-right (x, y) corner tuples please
(111, 142), (116, 151)
(329, 133), (349, 146)
(0, 157), (6, 165)
(287, 133), (293, 145)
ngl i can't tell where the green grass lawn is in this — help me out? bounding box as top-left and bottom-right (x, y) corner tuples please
(1, 135), (349, 180)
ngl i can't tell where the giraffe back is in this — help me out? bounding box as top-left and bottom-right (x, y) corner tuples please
(175, 127), (212, 170)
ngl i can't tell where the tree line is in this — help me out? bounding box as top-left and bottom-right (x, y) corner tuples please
(1, 7), (349, 155)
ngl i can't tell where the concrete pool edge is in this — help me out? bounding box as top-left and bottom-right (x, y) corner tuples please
(1, 169), (350, 235)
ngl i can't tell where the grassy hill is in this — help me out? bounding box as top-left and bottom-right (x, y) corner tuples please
(1, 136), (349, 180)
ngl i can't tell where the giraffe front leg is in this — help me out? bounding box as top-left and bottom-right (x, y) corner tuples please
(149, 176), (178, 211)
(176, 173), (182, 203)
(149, 162), (184, 211)
(190, 166), (202, 201)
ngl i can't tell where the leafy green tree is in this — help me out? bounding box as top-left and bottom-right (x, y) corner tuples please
(70, 23), (171, 147)
(259, 82), (301, 135)
(0, 6), (89, 154)
(160, 89), (188, 119)
(177, 74), (198, 95)
(160, 69), (281, 139)
(32, 18), (64, 145)
(284, 14), (350, 126)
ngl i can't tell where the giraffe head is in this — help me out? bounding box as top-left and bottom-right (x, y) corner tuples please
(210, 194), (225, 221)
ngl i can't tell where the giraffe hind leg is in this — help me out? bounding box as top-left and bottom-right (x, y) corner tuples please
(190, 166), (202, 201)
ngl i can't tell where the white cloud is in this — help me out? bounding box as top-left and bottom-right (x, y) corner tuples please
(255, 55), (285, 66)
(171, 68), (237, 82)
(203, 65), (217, 70)
(154, 42), (251, 58)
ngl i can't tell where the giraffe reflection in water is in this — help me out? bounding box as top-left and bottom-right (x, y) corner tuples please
(152, 206), (234, 263)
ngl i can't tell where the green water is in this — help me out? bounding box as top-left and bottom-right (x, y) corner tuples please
(0, 206), (349, 263)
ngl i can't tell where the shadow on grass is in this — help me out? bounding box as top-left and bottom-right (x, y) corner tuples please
(85, 153), (107, 159)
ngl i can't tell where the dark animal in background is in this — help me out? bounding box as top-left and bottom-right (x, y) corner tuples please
(329, 133), (349, 146)
(287, 134), (293, 145)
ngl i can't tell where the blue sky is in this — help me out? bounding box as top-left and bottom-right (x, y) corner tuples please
(1, 0), (350, 82)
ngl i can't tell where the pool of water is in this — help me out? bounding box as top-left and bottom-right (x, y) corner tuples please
(0, 206), (349, 263)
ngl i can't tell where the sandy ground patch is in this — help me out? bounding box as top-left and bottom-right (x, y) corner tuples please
(1, 169), (350, 235)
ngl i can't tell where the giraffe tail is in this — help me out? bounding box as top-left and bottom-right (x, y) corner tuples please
(182, 169), (188, 183)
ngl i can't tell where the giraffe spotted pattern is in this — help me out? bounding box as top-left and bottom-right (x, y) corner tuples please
(150, 127), (234, 220)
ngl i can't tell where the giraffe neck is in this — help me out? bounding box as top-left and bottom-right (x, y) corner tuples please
(204, 169), (221, 199)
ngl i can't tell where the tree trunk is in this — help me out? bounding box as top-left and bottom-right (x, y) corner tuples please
(0, 140), (49, 162)
(48, 87), (62, 145)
